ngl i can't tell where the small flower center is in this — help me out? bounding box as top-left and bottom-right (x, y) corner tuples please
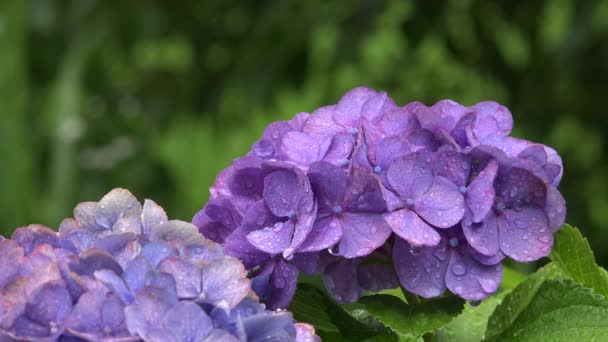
(373, 166), (382, 174)
(347, 127), (358, 136)
(406, 198), (415, 208)
(337, 159), (349, 167)
(287, 210), (297, 220)
(494, 203), (506, 214)
(332, 205), (343, 215)
(459, 186), (468, 194)
(449, 237), (459, 248)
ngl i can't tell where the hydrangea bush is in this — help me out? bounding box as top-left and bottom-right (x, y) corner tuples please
(194, 87), (567, 308)
(0, 189), (319, 341)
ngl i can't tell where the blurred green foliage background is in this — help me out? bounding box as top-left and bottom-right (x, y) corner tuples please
(0, 0), (607, 265)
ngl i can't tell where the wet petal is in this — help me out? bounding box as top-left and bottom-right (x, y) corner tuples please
(415, 176), (465, 228)
(201, 256), (250, 309)
(387, 153), (433, 200)
(0, 240), (23, 288)
(379, 106), (420, 137)
(445, 250), (502, 300)
(11, 225), (60, 255)
(469, 101), (513, 140)
(466, 159), (498, 223)
(545, 186), (566, 232)
(343, 167), (386, 213)
(376, 136), (411, 170)
(302, 105), (342, 141)
(308, 161), (348, 210)
(223, 227), (272, 270)
(337, 213), (391, 258)
(159, 257), (202, 299)
(322, 258), (362, 303)
(384, 209), (440, 247)
(393, 238), (448, 298)
(162, 302), (213, 341)
(281, 132), (321, 166)
(433, 150), (470, 187)
(286, 204), (318, 258)
(463, 213), (500, 257)
(361, 91), (397, 122)
(25, 281), (72, 332)
(246, 221), (294, 255)
(74, 202), (104, 231)
(141, 199), (168, 235)
(357, 264), (399, 292)
(333, 87), (377, 128)
(297, 216), (343, 253)
(322, 133), (356, 166)
(498, 207), (553, 262)
(265, 260), (299, 310)
(95, 188), (143, 230)
(263, 168), (313, 218)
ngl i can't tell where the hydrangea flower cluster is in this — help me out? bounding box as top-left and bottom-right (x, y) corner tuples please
(0, 189), (318, 342)
(194, 87), (566, 306)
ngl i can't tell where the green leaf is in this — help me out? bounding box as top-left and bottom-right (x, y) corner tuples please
(550, 224), (608, 297)
(485, 263), (563, 339)
(289, 283), (382, 341)
(435, 292), (506, 342)
(501, 265), (527, 290)
(343, 294), (464, 340)
(486, 279), (608, 341)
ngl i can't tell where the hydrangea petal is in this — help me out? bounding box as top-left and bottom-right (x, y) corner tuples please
(308, 161), (347, 210)
(415, 176), (465, 228)
(321, 258), (362, 303)
(162, 302), (213, 342)
(466, 159), (498, 223)
(545, 186), (566, 232)
(357, 264), (399, 292)
(297, 215), (343, 253)
(246, 220), (294, 255)
(263, 168), (313, 218)
(385, 209), (440, 247)
(322, 133), (355, 166)
(201, 256), (250, 309)
(95, 188), (143, 230)
(463, 214), (500, 257)
(445, 250), (502, 300)
(337, 213), (391, 258)
(281, 132), (321, 166)
(393, 238), (448, 298)
(141, 199), (168, 235)
(498, 207), (553, 262)
(266, 261), (299, 310)
(159, 257), (202, 299)
(333, 87), (377, 128)
(387, 154), (433, 200)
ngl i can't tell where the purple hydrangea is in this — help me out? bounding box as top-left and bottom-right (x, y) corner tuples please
(0, 189), (319, 341)
(194, 87), (566, 305)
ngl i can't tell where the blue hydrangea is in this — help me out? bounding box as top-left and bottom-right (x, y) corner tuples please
(0, 189), (318, 341)
(194, 87), (566, 306)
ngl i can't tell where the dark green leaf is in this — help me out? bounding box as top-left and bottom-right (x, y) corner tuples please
(486, 279), (608, 341)
(550, 224), (608, 297)
(485, 263), (563, 339)
(289, 283), (382, 341)
(435, 292), (506, 342)
(343, 294), (464, 339)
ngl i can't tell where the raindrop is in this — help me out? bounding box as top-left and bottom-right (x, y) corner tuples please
(537, 235), (551, 243)
(469, 300), (481, 307)
(451, 262), (467, 276)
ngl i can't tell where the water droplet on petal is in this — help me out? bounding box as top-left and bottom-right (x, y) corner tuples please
(451, 262), (467, 276)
